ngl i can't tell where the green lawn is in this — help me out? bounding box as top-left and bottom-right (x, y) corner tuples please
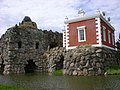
(0, 84), (29, 90)
(106, 65), (120, 75)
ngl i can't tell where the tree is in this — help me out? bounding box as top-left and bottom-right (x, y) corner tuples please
(116, 33), (120, 64)
(116, 33), (120, 49)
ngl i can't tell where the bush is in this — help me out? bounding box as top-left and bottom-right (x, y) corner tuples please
(116, 33), (120, 63)
(77, 44), (91, 48)
(53, 69), (63, 76)
(106, 65), (120, 75)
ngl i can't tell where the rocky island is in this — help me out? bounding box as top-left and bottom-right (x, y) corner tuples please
(0, 16), (118, 76)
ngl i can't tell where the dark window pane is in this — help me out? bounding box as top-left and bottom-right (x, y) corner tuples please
(79, 30), (84, 40)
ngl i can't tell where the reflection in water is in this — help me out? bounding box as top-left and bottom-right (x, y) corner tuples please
(0, 73), (120, 90)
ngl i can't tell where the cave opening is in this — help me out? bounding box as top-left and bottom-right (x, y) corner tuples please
(24, 60), (38, 73)
(49, 42), (58, 49)
(55, 55), (64, 70)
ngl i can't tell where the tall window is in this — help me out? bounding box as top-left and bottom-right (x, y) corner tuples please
(18, 41), (22, 48)
(108, 30), (111, 44)
(112, 33), (115, 45)
(36, 42), (39, 49)
(77, 26), (86, 42)
(79, 29), (85, 40)
(103, 26), (106, 41)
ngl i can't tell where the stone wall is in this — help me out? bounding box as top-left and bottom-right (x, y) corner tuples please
(0, 16), (117, 75)
(45, 47), (65, 72)
(46, 47), (117, 76)
(0, 16), (62, 74)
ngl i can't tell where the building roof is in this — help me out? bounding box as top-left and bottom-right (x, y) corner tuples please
(64, 13), (115, 31)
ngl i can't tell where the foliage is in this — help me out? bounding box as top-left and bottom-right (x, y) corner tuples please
(77, 45), (81, 48)
(53, 69), (63, 76)
(116, 49), (120, 61)
(84, 45), (91, 48)
(116, 33), (120, 49)
(116, 33), (120, 64)
(0, 84), (29, 90)
(106, 65), (120, 75)
(77, 44), (91, 48)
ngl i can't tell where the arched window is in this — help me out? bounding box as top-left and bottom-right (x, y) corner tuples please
(18, 41), (22, 48)
(36, 42), (39, 49)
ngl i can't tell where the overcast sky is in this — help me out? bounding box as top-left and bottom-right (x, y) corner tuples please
(0, 0), (120, 40)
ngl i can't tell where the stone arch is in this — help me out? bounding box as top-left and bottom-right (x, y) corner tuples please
(24, 60), (38, 73)
(55, 55), (64, 70)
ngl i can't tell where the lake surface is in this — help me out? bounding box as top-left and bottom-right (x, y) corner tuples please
(0, 73), (120, 90)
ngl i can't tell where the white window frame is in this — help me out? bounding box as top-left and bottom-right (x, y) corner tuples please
(108, 30), (111, 44)
(112, 33), (115, 45)
(102, 26), (106, 42)
(77, 26), (86, 42)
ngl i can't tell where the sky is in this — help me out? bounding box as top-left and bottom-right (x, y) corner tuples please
(0, 0), (120, 41)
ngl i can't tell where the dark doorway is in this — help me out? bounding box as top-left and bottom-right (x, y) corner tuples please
(24, 60), (38, 73)
(35, 42), (39, 49)
(0, 61), (5, 74)
(55, 55), (64, 70)
(18, 41), (22, 48)
(49, 42), (58, 49)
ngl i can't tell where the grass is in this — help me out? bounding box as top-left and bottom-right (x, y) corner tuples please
(53, 69), (63, 76)
(106, 65), (120, 75)
(0, 84), (29, 90)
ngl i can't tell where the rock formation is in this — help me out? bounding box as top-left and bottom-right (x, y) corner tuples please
(19, 16), (37, 29)
(0, 16), (118, 76)
(46, 47), (117, 76)
(0, 16), (62, 74)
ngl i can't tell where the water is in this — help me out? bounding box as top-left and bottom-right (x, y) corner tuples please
(0, 73), (120, 90)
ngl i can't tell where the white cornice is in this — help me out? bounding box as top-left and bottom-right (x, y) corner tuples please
(100, 15), (115, 31)
(64, 13), (100, 24)
(64, 13), (115, 31)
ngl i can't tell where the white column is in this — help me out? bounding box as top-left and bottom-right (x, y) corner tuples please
(95, 17), (102, 46)
(65, 24), (69, 50)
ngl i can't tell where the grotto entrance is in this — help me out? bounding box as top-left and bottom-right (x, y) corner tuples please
(49, 42), (58, 49)
(55, 55), (64, 70)
(24, 60), (38, 73)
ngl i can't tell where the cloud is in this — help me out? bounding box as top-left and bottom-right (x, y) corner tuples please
(0, 0), (120, 41)
(0, 0), (80, 34)
(84, 0), (120, 40)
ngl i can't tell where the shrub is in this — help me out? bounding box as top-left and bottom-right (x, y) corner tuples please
(106, 65), (120, 75)
(77, 44), (91, 48)
(53, 69), (63, 76)
(116, 33), (120, 65)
